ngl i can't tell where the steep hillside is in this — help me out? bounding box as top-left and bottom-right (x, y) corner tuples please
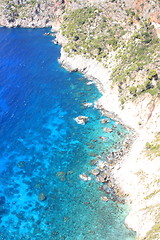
(0, 0), (66, 27)
(53, 1), (160, 239)
(58, 1), (160, 104)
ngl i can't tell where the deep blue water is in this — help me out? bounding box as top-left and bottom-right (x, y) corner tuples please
(0, 28), (135, 240)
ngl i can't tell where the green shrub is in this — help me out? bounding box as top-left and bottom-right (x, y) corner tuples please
(147, 88), (158, 96)
(135, 13), (140, 20)
(157, 81), (160, 90)
(144, 79), (152, 89)
(147, 69), (158, 80)
(129, 86), (137, 96)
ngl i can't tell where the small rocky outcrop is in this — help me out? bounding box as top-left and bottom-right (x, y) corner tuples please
(79, 174), (91, 181)
(74, 116), (89, 125)
(82, 102), (93, 108)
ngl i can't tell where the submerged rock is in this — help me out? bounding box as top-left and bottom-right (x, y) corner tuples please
(63, 216), (70, 222)
(102, 184), (112, 194)
(74, 116), (89, 125)
(17, 161), (26, 168)
(38, 193), (46, 202)
(99, 136), (108, 141)
(101, 118), (110, 124)
(103, 127), (113, 133)
(90, 159), (98, 166)
(56, 171), (66, 182)
(52, 231), (59, 237)
(79, 174), (91, 181)
(0, 196), (5, 205)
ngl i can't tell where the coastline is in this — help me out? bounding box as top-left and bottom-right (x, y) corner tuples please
(57, 42), (160, 239)
(0, 22), (159, 238)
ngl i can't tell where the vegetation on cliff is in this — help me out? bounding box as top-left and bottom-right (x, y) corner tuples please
(1, 0), (37, 21)
(146, 132), (160, 158)
(142, 133), (160, 240)
(61, 4), (160, 104)
(61, 7), (125, 60)
(0, 0), (63, 27)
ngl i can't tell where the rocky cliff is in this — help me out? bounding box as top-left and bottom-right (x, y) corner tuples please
(0, 0), (67, 28)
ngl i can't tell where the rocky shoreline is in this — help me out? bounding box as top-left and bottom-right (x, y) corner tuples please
(56, 33), (160, 239)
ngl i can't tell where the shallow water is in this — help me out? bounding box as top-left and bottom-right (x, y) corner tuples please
(0, 28), (136, 240)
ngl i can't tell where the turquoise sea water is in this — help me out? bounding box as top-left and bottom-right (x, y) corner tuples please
(0, 28), (136, 240)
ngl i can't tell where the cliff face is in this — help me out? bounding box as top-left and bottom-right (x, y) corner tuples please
(0, 0), (66, 28)
(0, 0), (159, 33)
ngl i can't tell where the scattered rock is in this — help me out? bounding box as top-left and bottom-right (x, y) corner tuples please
(44, 32), (55, 36)
(17, 161), (25, 168)
(101, 196), (109, 202)
(52, 231), (59, 237)
(89, 144), (95, 149)
(97, 161), (108, 171)
(101, 118), (110, 124)
(99, 136), (108, 141)
(56, 171), (66, 182)
(86, 81), (93, 85)
(63, 216), (70, 222)
(82, 102), (93, 108)
(117, 198), (125, 204)
(91, 169), (100, 176)
(79, 174), (91, 181)
(90, 159), (98, 166)
(96, 175), (108, 183)
(102, 184), (112, 194)
(74, 116), (89, 125)
(110, 196), (117, 202)
(103, 127), (113, 133)
(89, 153), (97, 157)
(100, 170), (109, 179)
(67, 170), (74, 175)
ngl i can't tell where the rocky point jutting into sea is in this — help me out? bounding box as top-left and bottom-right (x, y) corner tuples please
(0, 0), (160, 239)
